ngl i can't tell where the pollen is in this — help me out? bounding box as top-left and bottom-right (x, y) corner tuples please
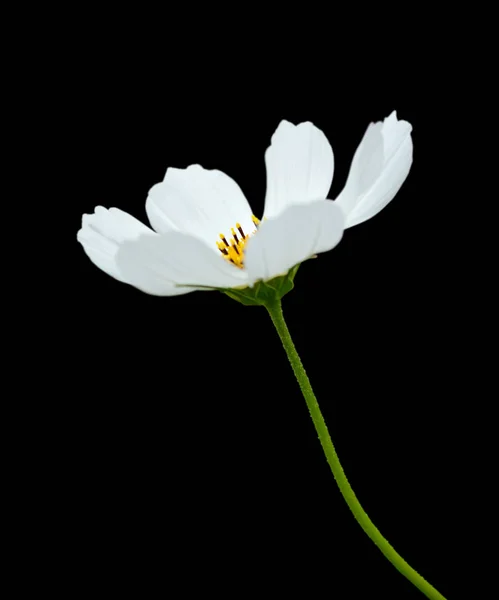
(217, 215), (260, 268)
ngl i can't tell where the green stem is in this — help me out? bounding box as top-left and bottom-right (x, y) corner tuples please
(265, 300), (446, 600)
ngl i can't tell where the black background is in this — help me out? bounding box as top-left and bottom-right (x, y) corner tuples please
(68, 13), (466, 599)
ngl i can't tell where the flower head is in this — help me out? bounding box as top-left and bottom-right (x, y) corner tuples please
(78, 112), (412, 297)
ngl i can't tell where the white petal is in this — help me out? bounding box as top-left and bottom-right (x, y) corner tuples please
(116, 231), (248, 296)
(77, 207), (155, 282)
(263, 121), (334, 220)
(244, 201), (344, 282)
(335, 111), (413, 228)
(145, 165), (255, 250)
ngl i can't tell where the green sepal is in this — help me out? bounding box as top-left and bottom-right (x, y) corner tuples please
(222, 263), (300, 307)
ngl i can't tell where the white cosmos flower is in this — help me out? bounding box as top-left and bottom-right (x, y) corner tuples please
(78, 111), (412, 296)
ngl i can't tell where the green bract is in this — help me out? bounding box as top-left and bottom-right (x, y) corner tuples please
(223, 264), (300, 306)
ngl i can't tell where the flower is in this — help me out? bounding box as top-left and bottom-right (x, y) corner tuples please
(78, 112), (412, 296)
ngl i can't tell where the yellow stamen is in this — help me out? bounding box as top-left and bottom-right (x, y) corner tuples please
(217, 215), (259, 269)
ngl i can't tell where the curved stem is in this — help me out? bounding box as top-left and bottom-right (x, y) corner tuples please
(265, 300), (446, 600)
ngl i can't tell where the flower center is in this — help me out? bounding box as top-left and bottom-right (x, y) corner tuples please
(217, 215), (260, 269)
